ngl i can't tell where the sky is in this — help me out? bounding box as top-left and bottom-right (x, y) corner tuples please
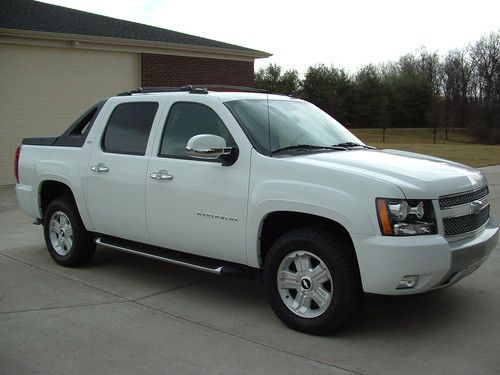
(42, 0), (500, 75)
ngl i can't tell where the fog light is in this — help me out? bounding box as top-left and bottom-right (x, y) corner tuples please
(397, 275), (419, 289)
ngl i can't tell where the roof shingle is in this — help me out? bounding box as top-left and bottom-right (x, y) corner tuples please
(0, 0), (269, 56)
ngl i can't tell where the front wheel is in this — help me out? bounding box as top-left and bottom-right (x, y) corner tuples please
(43, 197), (95, 267)
(264, 227), (363, 335)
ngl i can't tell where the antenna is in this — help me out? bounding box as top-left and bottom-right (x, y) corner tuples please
(267, 93), (272, 156)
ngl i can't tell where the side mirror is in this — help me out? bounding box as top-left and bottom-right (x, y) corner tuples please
(186, 134), (233, 160)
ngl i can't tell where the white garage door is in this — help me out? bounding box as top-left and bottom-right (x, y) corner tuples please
(0, 44), (140, 184)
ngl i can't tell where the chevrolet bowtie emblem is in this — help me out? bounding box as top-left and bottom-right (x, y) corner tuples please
(470, 200), (483, 214)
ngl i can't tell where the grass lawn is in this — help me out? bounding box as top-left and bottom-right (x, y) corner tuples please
(370, 143), (500, 168)
(350, 128), (500, 167)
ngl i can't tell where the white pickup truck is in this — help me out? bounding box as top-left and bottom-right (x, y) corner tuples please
(15, 86), (498, 334)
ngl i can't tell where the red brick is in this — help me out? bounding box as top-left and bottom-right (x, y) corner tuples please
(141, 54), (255, 87)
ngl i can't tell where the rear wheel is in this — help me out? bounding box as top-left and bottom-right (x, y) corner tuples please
(43, 197), (95, 267)
(264, 227), (363, 335)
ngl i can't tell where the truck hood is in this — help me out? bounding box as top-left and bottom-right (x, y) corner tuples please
(295, 148), (486, 199)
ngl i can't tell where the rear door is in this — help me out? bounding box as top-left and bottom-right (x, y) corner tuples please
(86, 100), (160, 243)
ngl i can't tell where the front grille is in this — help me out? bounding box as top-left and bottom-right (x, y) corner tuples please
(439, 186), (489, 209)
(443, 205), (490, 236)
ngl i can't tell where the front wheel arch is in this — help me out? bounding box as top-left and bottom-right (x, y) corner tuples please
(259, 211), (356, 267)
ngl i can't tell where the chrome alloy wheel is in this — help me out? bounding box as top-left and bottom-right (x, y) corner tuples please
(277, 251), (333, 318)
(48, 211), (74, 256)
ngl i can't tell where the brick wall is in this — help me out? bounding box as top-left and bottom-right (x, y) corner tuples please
(141, 54), (255, 87)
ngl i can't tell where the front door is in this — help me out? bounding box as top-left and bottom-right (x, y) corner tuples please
(146, 100), (250, 264)
(87, 101), (160, 243)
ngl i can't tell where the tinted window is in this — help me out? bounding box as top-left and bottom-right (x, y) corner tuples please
(102, 102), (159, 155)
(160, 102), (232, 157)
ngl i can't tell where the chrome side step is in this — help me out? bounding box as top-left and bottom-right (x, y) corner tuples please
(95, 237), (223, 275)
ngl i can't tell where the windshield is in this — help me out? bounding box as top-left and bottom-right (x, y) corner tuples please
(224, 99), (363, 155)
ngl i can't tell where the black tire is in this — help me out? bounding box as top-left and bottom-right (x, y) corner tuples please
(43, 197), (95, 267)
(264, 227), (363, 335)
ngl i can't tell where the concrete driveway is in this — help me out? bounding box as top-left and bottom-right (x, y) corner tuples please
(1, 166), (499, 375)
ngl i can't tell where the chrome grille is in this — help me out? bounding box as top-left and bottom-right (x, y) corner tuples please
(443, 205), (490, 236)
(439, 186), (489, 209)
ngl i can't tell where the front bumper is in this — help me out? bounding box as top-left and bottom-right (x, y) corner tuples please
(352, 216), (498, 295)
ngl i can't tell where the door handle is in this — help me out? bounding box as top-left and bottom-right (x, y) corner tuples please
(150, 170), (173, 181)
(90, 163), (110, 173)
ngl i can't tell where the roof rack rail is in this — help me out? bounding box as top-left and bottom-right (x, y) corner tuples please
(195, 84), (268, 93)
(116, 85), (207, 96)
(116, 84), (268, 96)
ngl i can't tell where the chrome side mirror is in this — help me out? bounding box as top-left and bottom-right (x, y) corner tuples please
(186, 134), (233, 160)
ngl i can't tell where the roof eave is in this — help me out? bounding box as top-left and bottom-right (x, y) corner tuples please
(0, 27), (272, 61)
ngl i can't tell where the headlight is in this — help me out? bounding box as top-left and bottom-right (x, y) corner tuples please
(376, 198), (436, 236)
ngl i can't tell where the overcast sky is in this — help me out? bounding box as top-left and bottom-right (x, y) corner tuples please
(42, 0), (499, 74)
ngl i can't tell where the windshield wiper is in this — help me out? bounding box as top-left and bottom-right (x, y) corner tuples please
(332, 142), (375, 149)
(271, 144), (347, 155)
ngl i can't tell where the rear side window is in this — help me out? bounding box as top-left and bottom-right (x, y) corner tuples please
(102, 102), (159, 155)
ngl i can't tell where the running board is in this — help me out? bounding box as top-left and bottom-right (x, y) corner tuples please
(95, 237), (256, 278)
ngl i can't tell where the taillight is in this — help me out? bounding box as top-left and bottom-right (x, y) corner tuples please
(15, 145), (22, 183)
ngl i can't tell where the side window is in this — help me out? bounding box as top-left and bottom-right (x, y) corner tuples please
(102, 102), (159, 155)
(159, 102), (232, 158)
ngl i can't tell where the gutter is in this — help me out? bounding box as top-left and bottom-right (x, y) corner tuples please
(0, 27), (272, 62)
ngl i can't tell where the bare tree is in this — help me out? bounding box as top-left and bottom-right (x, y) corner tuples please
(443, 48), (474, 136)
(469, 31), (500, 141)
(417, 47), (444, 96)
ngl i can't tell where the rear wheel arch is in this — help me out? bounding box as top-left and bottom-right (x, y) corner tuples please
(37, 176), (94, 231)
(39, 180), (77, 217)
(37, 178), (93, 231)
